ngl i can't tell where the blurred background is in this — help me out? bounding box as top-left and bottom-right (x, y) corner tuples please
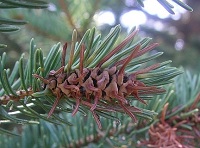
(0, 0), (199, 73)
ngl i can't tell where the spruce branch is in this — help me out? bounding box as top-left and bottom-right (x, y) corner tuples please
(0, 0), (193, 48)
(0, 25), (181, 135)
(0, 0), (49, 57)
(139, 72), (200, 147)
(1, 70), (199, 147)
(0, 0), (48, 9)
(136, 0), (193, 14)
(0, 0), (48, 33)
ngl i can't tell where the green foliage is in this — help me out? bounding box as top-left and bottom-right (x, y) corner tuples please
(166, 69), (200, 118)
(0, 25), (181, 136)
(0, 0), (48, 33)
(136, 0), (193, 14)
(0, 70), (199, 147)
(0, 0), (192, 37)
(0, 1), (197, 147)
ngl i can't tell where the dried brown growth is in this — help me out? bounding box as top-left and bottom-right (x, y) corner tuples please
(145, 122), (194, 148)
(139, 99), (200, 148)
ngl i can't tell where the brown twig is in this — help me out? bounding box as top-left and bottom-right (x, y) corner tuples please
(0, 89), (34, 105)
(68, 124), (127, 148)
(58, 0), (78, 31)
(81, 0), (100, 32)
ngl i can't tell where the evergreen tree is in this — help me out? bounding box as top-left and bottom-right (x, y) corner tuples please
(0, 0), (199, 147)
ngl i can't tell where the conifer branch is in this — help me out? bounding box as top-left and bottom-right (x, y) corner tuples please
(0, 25), (182, 135)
